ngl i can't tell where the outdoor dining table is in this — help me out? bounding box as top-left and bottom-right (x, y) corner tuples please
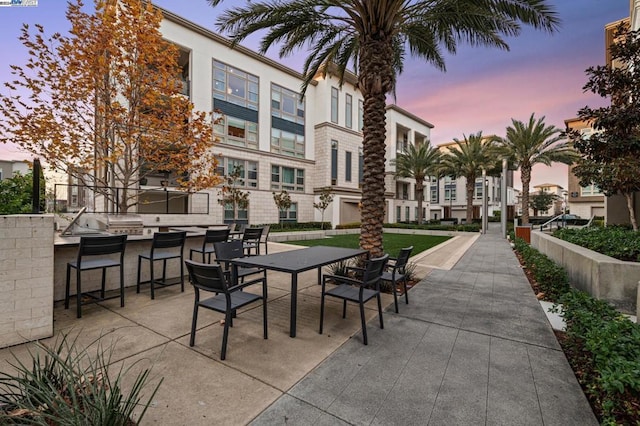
(229, 246), (367, 337)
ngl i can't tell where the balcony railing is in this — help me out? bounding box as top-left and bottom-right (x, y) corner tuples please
(53, 184), (209, 215)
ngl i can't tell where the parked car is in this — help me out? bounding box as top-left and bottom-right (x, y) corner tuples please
(557, 214), (580, 221)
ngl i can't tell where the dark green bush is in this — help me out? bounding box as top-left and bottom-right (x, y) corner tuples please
(335, 222), (360, 229)
(553, 226), (640, 262)
(382, 222), (481, 232)
(513, 237), (570, 302)
(264, 221), (331, 231)
(557, 290), (640, 424)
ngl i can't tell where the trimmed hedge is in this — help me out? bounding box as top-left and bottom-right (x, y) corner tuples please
(553, 226), (640, 262)
(512, 236), (570, 302)
(261, 222), (331, 232)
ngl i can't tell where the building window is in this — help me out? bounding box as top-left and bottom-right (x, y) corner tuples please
(581, 184), (602, 196)
(213, 60), (259, 110)
(475, 178), (483, 200)
(331, 87), (339, 124)
(430, 177), (439, 203)
(279, 202), (298, 222)
(216, 158), (258, 188)
(358, 99), (363, 131)
(213, 114), (258, 149)
(444, 176), (456, 201)
(271, 129), (305, 158)
(396, 206), (401, 223)
(331, 140), (338, 185)
(397, 182), (410, 200)
(345, 151), (352, 182)
(405, 206), (410, 222)
(271, 84), (304, 124)
(224, 203), (248, 222)
(271, 165), (304, 192)
(397, 132), (409, 153)
(358, 147), (363, 187)
(345, 94), (353, 128)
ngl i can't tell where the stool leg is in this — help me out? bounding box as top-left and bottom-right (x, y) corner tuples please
(76, 268), (82, 319)
(150, 259), (155, 300)
(120, 264), (125, 307)
(100, 267), (106, 299)
(180, 255), (184, 292)
(136, 256), (142, 294)
(65, 264), (71, 309)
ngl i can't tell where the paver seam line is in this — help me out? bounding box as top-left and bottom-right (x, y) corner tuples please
(93, 298), (294, 394)
(367, 321), (435, 424)
(426, 327), (460, 426)
(389, 312), (563, 353)
(524, 341), (547, 426)
(247, 393), (357, 426)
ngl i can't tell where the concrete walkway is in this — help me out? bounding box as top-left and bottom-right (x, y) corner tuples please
(251, 224), (597, 425)
(0, 227), (596, 425)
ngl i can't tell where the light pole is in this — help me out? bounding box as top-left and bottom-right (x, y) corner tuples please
(501, 158), (508, 238)
(481, 168), (488, 234)
(562, 190), (568, 228)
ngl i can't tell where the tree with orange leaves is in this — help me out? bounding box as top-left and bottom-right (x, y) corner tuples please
(0, 0), (218, 213)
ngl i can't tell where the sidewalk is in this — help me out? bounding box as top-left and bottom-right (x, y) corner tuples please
(0, 227), (596, 425)
(251, 224), (597, 425)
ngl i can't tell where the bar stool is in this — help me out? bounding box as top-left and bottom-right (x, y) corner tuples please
(136, 231), (186, 299)
(65, 234), (128, 318)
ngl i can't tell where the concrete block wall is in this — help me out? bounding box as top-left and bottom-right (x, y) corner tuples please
(531, 230), (639, 313)
(0, 215), (54, 349)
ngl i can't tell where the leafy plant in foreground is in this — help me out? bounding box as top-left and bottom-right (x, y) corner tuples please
(0, 334), (162, 425)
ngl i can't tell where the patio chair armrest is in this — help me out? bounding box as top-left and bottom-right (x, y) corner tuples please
(228, 276), (266, 292)
(323, 274), (361, 286)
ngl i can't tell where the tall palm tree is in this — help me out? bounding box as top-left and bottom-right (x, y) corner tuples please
(439, 132), (499, 224)
(497, 113), (578, 225)
(208, 0), (559, 257)
(392, 143), (441, 225)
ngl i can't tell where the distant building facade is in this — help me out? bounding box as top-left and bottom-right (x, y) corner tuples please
(0, 160), (29, 180)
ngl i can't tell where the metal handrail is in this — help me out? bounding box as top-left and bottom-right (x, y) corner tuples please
(539, 214), (564, 232)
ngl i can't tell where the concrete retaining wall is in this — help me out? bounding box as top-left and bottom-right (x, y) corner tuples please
(1, 215), (54, 349)
(531, 230), (639, 314)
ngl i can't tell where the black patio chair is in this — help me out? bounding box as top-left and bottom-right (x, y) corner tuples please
(242, 227), (264, 256)
(258, 224), (271, 255)
(319, 254), (389, 345)
(381, 246), (413, 313)
(65, 234), (127, 319)
(185, 259), (268, 360)
(189, 228), (230, 263)
(136, 231), (186, 299)
(213, 240), (266, 283)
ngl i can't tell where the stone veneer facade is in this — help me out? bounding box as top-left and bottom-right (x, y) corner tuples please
(0, 215), (54, 348)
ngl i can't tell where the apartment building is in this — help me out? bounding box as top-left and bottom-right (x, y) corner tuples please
(0, 160), (29, 181)
(433, 140), (516, 223)
(564, 117), (605, 219)
(149, 5), (434, 227)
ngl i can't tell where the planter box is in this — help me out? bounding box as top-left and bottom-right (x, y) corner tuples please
(531, 230), (639, 314)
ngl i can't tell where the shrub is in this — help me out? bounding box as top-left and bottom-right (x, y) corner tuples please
(557, 290), (640, 424)
(553, 226), (640, 262)
(513, 237), (570, 302)
(335, 222), (360, 229)
(262, 221), (331, 231)
(0, 334), (161, 425)
(382, 222), (481, 232)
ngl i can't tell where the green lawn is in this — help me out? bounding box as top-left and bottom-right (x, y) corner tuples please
(289, 233), (450, 256)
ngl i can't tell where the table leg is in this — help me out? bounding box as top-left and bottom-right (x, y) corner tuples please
(290, 273), (298, 338)
(317, 266), (322, 285)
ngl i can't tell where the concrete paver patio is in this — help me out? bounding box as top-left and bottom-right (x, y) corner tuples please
(0, 227), (596, 425)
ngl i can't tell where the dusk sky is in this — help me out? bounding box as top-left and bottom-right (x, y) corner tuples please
(0, 1), (630, 189)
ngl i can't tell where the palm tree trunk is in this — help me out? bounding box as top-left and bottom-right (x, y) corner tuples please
(358, 37), (394, 258)
(466, 177), (474, 224)
(624, 192), (638, 231)
(416, 181), (424, 224)
(521, 165), (532, 225)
